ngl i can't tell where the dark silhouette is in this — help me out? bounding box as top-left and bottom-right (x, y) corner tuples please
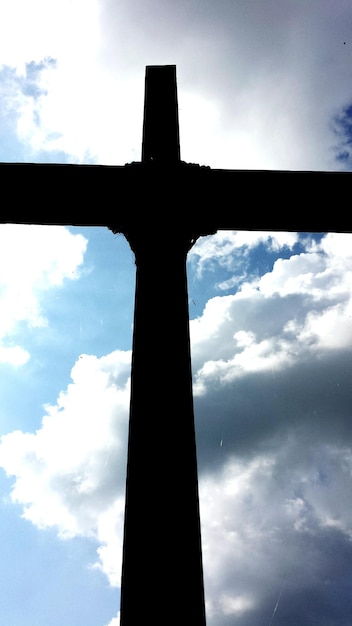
(0, 65), (351, 626)
(111, 66), (212, 626)
(142, 65), (180, 163)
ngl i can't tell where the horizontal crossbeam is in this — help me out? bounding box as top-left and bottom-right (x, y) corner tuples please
(1, 162), (350, 232)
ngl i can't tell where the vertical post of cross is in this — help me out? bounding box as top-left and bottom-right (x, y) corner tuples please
(119, 66), (207, 626)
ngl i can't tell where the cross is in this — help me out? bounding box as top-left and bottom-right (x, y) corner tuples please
(1, 65), (351, 626)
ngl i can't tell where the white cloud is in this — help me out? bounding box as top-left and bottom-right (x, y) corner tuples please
(189, 231), (299, 278)
(18, 58), (144, 164)
(94, 498), (126, 587)
(104, 612), (120, 626)
(220, 593), (256, 616)
(0, 349), (131, 584)
(199, 442), (352, 624)
(0, 0), (100, 70)
(0, 0), (144, 164)
(0, 225), (87, 365)
(191, 233), (352, 394)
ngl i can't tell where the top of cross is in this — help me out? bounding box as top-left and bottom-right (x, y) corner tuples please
(142, 65), (180, 163)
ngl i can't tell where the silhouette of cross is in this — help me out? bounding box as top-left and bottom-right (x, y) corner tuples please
(1, 65), (350, 626)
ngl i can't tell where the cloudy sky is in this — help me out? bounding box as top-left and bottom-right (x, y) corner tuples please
(1, 1), (352, 625)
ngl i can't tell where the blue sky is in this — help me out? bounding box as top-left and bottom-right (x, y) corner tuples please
(1, 2), (352, 625)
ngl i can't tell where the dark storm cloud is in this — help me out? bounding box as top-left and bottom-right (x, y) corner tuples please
(191, 233), (352, 474)
(187, 231), (352, 625)
(195, 348), (352, 472)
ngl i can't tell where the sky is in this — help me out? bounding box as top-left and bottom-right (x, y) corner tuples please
(0, 1), (352, 625)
